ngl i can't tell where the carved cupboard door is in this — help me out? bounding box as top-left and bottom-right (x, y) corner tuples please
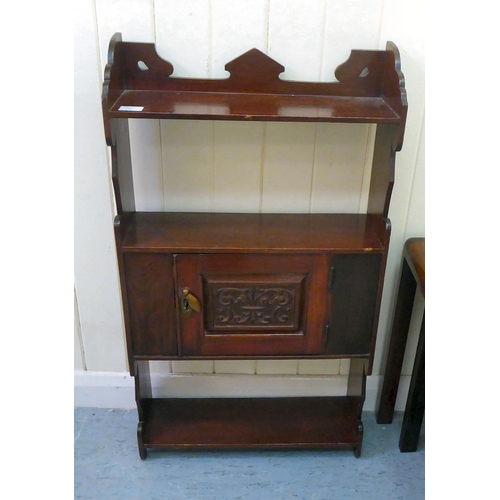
(174, 254), (330, 356)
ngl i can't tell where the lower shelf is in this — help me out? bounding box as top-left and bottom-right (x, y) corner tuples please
(138, 396), (364, 459)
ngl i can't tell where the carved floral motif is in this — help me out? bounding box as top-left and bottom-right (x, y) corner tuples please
(214, 286), (295, 327)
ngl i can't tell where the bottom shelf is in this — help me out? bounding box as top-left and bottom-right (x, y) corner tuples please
(138, 397), (364, 458)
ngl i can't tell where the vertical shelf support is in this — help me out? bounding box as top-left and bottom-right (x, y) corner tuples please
(347, 358), (368, 458)
(135, 360), (152, 460)
(109, 118), (135, 214)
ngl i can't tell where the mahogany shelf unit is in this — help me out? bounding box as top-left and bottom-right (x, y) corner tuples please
(102, 33), (407, 459)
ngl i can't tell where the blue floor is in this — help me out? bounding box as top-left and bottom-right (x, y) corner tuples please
(74, 407), (424, 500)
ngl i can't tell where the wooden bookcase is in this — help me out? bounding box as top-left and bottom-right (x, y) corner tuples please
(101, 33), (407, 459)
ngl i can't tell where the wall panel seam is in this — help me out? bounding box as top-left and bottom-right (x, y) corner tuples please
(159, 121), (166, 211)
(403, 109), (425, 239)
(208, 0), (213, 77)
(152, 0), (157, 41)
(259, 123), (268, 212)
(211, 121), (215, 211)
(74, 287), (88, 371)
(93, 1), (118, 220)
(377, 0), (389, 49)
(319, 0), (328, 81)
(359, 124), (376, 214)
(92, 0), (102, 78)
(309, 123), (319, 213)
(265, 0), (270, 53)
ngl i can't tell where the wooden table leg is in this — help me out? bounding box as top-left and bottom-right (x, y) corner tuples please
(376, 258), (417, 424)
(399, 314), (425, 452)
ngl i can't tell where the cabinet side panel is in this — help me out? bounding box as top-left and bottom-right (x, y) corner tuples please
(327, 253), (382, 355)
(123, 253), (177, 356)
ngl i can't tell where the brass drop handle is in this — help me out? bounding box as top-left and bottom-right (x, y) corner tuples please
(180, 287), (201, 315)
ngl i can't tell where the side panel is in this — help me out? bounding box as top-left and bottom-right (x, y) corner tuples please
(123, 253), (177, 356)
(327, 253), (382, 355)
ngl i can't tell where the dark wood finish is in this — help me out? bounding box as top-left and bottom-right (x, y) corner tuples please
(135, 360), (152, 460)
(327, 254), (382, 356)
(376, 259), (417, 424)
(134, 360), (152, 418)
(175, 254), (329, 356)
(110, 92), (400, 123)
(399, 314), (425, 452)
(204, 275), (305, 332)
(101, 34), (408, 458)
(113, 214), (135, 373)
(140, 397), (363, 452)
(376, 238), (424, 453)
(367, 124), (397, 219)
(367, 216), (392, 374)
(102, 37), (407, 126)
(347, 358), (368, 399)
(121, 212), (384, 253)
(347, 358), (368, 457)
(123, 253), (178, 356)
(102, 38), (135, 216)
(384, 41), (408, 152)
(109, 118), (135, 214)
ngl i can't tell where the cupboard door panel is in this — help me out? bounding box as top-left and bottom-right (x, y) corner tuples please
(327, 253), (382, 355)
(124, 253), (177, 356)
(175, 254), (329, 356)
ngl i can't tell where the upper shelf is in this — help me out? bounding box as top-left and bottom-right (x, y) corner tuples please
(102, 33), (407, 147)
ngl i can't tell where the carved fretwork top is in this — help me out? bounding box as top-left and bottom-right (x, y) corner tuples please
(102, 33), (407, 149)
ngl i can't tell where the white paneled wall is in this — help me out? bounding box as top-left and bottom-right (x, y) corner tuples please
(74, 289), (85, 371)
(74, 0), (424, 404)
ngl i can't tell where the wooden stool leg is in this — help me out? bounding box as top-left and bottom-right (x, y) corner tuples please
(376, 259), (417, 424)
(399, 314), (425, 452)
